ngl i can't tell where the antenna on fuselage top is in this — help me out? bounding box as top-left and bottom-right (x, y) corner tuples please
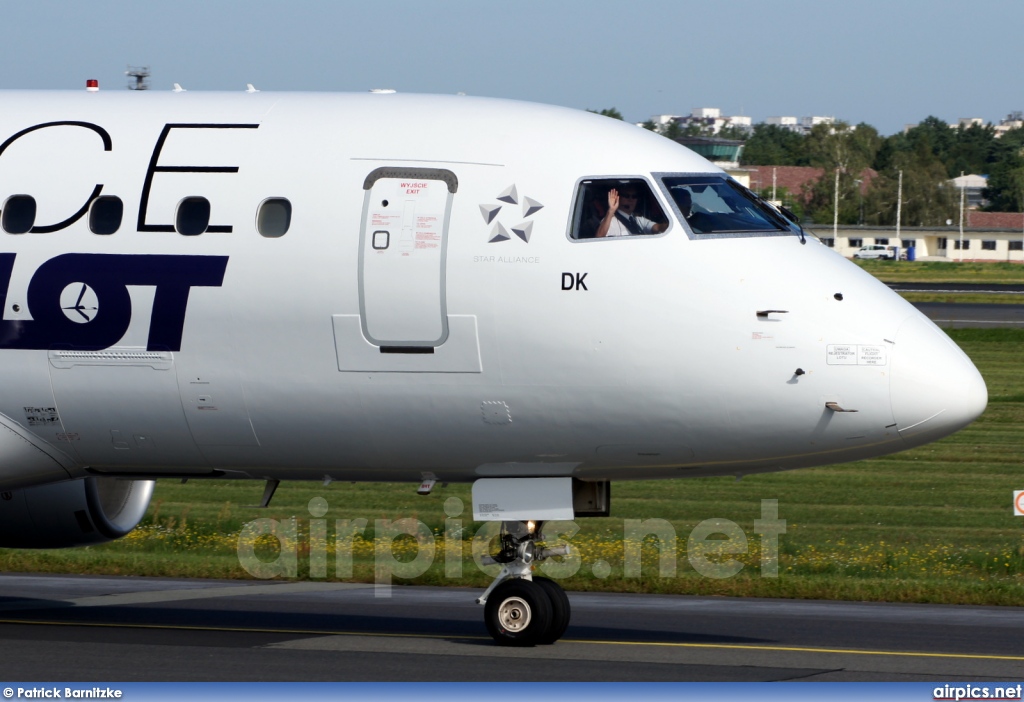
(126, 65), (150, 90)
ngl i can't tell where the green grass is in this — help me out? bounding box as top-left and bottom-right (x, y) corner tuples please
(854, 259), (1024, 305)
(855, 259), (1024, 284)
(3, 329), (1022, 605)
(899, 292), (1024, 305)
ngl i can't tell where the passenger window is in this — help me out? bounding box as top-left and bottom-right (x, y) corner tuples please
(257, 198), (291, 237)
(176, 197), (211, 236)
(89, 196), (123, 235)
(2, 195), (36, 234)
(570, 179), (668, 239)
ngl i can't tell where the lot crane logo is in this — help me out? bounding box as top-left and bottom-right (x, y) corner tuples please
(0, 253), (227, 351)
(480, 184), (544, 244)
(60, 283), (98, 323)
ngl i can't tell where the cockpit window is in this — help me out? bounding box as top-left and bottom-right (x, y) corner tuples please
(570, 178), (669, 240)
(659, 175), (790, 236)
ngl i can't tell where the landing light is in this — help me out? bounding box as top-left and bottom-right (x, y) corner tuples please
(86, 79), (99, 92)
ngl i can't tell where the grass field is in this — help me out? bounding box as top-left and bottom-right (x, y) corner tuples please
(857, 259), (1024, 304)
(2, 327), (1021, 606)
(854, 260), (1024, 284)
(899, 293), (1024, 305)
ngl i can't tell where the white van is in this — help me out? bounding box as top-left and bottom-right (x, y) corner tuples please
(853, 245), (898, 260)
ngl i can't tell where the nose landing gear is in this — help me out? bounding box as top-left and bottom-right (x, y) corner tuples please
(477, 520), (571, 646)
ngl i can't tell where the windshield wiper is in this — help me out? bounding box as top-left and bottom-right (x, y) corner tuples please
(747, 187), (806, 245)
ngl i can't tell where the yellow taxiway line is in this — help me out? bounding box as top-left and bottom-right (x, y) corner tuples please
(0, 617), (1021, 662)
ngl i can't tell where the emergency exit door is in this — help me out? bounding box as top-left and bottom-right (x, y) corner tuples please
(358, 167), (457, 348)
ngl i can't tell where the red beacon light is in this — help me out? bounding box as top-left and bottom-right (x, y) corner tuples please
(86, 79), (99, 92)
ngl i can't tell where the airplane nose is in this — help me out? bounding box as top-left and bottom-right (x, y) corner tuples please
(890, 315), (988, 446)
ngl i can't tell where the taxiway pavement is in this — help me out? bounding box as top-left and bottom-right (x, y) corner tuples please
(0, 574), (1020, 682)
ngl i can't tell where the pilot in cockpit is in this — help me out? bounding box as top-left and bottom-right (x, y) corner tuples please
(673, 187), (712, 234)
(594, 185), (668, 237)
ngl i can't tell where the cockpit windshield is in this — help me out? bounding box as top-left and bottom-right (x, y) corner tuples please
(660, 175), (790, 236)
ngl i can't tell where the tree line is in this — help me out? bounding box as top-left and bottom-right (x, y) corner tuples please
(589, 109), (1024, 225)
(741, 117), (1024, 225)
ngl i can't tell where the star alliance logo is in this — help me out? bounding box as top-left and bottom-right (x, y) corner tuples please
(479, 184), (544, 244)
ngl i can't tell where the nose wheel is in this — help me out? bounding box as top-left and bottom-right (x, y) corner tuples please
(484, 576), (571, 646)
(485, 579), (550, 645)
(478, 521), (572, 646)
(532, 576), (571, 644)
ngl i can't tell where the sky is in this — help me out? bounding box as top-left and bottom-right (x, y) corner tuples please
(2, 0), (1020, 136)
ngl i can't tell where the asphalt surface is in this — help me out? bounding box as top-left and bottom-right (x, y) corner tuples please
(890, 282), (1024, 293)
(0, 574), (1020, 682)
(912, 302), (1024, 327)
(880, 281), (1024, 328)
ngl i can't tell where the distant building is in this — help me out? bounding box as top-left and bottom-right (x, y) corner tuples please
(645, 108), (753, 136)
(950, 174), (988, 209)
(766, 116), (799, 129)
(730, 115), (753, 131)
(993, 112), (1024, 138)
(745, 165), (877, 211)
(953, 117), (984, 129)
(967, 211), (1024, 229)
(824, 216), (1024, 262)
(677, 107), (752, 135)
(691, 107), (720, 119)
(800, 115), (835, 130)
(646, 114), (678, 129)
(764, 115), (835, 134)
(747, 165), (824, 197)
(904, 117), (996, 134)
(673, 135), (743, 165)
(672, 135), (749, 185)
(645, 110), (839, 136)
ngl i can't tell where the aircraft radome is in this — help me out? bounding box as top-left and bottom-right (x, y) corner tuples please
(0, 85), (987, 646)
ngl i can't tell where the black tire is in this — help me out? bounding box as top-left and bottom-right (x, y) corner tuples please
(484, 578), (553, 647)
(533, 576), (571, 644)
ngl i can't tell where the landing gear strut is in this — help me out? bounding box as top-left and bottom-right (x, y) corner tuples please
(477, 520), (571, 646)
